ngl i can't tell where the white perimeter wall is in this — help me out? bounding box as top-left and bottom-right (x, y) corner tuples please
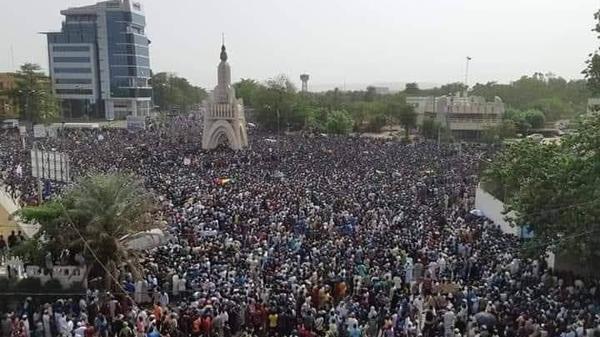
(474, 184), (520, 236)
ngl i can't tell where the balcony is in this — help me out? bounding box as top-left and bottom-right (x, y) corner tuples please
(207, 104), (236, 120)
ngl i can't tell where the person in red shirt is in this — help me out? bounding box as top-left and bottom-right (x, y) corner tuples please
(200, 314), (212, 337)
(298, 323), (314, 337)
(192, 316), (202, 337)
(84, 323), (96, 337)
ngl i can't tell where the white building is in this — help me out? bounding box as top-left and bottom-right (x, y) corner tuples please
(407, 93), (505, 136)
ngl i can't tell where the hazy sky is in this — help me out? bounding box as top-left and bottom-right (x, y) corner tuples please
(0, 0), (598, 90)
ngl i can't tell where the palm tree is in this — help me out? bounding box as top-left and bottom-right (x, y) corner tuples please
(19, 173), (156, 290)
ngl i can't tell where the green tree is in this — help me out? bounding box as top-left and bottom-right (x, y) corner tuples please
(522, 109), (546, 129)
(326, 110), (354, 134)
(18, 174), (156, 289)
(420, 118), (441, 139)
(233, 78), (263, 107)
(395, 104), (417, 140)
(404, 83), (420, 95)
(305, 106), (328, 132)
(151, 72), (207, 113)
(505, 108), (545, 133)
(481, 120), (517, 144)
(254, 74), (298, 131)
(11, 63), (58, 123)
(483, 115), (600, 267)
(364, 86), (377, 102)
(583, 9), (600, 95)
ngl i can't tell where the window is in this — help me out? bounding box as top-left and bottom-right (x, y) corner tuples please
(53, 57), (91, 63)
(110, 55), (150, 67)
(55, 78), (92, 85)
(54, 68), (92, 74)
(111, 88), (152, 98)
(124, 34), (149, 45)
(111, 66), (150, 77)
(56, 88), (93, 95)
(53, 46), (90, 52)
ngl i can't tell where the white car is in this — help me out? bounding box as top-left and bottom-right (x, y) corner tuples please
(526, 133), (544, 142)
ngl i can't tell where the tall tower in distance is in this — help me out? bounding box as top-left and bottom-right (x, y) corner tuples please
(300, 74), (310, 93)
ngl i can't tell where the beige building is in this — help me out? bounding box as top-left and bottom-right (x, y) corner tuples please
(0, 73), (17, 118)
(407, 92), (505, 136)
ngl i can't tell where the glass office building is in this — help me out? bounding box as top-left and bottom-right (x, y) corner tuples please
(45, 0), (152, 120)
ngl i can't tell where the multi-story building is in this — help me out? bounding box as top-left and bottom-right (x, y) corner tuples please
(44, 0), (152, 120)
(0, 73), (17, 118)
(407, 93), (505, 137)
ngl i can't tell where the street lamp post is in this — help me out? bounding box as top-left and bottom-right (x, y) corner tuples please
(465, 56), (472, 94)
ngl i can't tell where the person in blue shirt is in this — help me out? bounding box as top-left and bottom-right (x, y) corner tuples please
(348, 323), (362, 337)
(147, 327), (160, 337)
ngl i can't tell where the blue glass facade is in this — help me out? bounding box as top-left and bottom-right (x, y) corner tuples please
(106, 11), (151, 99)
(47, 1), (153, 119)
(47, 21), (97, 44)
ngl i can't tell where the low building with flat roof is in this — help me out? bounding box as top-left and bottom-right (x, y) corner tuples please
(407, 92), (505, 138)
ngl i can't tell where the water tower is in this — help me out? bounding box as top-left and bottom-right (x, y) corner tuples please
(300, 74), (310, 93)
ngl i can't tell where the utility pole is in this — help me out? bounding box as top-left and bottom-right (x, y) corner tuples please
(32, 142), (43, 205)
(10, 45), (15, 70)
(465, 56), (472, 95)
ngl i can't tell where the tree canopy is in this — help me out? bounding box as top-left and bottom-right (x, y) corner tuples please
(151, 72), (208, 113)
(482, 115), (600, 266)
(10, 63), (59, 123)
(469, 74), (588, 120)
(583, 9), (600, 95)
(235, 75), (415, 135)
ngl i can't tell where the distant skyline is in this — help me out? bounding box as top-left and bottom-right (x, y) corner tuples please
(0, 0), (598, 91)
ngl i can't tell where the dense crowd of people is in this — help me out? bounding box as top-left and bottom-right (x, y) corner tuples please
(1, 118), (599, 337)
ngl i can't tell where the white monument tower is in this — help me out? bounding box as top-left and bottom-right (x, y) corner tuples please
(202, 42), (248, 150)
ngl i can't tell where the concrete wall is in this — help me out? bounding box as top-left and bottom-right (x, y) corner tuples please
(475, 184), (595, 276)
(474, 185), (520, 236)
(0, 186), (40, 237)
(0, 186), (19, 215)
(2, 257), (86, 288)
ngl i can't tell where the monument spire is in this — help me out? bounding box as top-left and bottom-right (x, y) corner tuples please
(202, 41), (248, 151)
(220, 34), (228, 62)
